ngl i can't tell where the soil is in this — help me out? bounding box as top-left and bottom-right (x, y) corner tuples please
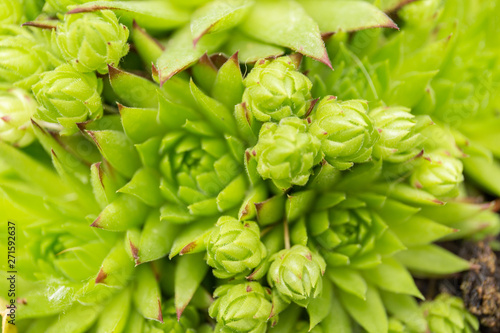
(416, 238), (500, 332)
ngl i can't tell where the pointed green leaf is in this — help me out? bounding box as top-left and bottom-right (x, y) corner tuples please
(109, 66), (160, 108)
(133, 264), (163, 322)
(95, 288), (131, 333)
(307, 278), (331, 330)
(46, 304), (100, 333)
(68, 1), (190, 33)
(255, 194), (285, 226)
(88, 130), (141, 178)
(211, 53), (244, 109)
(154, 25), (228, 84)
(169, 217), (217, 258)
(339, 284), (388, 333)
(119, 105), (165, 144)
(239, 0), (331, 67)
(190, 79), (238, 136)
(327, 267), (367, 300)
(321, 287), (352, 333)
(363, 257), (423, 299)
(190, 0), (253, 43)
(395, 244), (471, 276)
(118, 168), (163, 207)
(131, 21), (164, 68)
(390, 215), (455, 247)
(299, 1), (397, 33)
(175, 252), (208, 319)
(92, 194), (149, 231)
(137, 211), (181, 264)
(224, 30), (285, 63)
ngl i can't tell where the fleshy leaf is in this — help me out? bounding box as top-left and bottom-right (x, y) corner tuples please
(327, 267), (367, 300)
(133, 264), (163, 322)
(362, 257), (423, 299)
(45, 304), (100, 333)
(154, 25), (228, 84)
(118, 167), (163, 207)
(109, 66), (160, 108)
(299, 0), (398, 33)
(339, 284), (388, 333)
(307, 278), (332, 330)
(68, 1), (190, 33)
(239, 0), (331, 67)
(92, 194), (149, 231)
(119, 105), (165, 143)
(95, 288), (131, 333)
(137, 211), (180, 264)
(190, 0), (253, 43)
(395, 244), (471, 276)
(175, 252), (208, 319)
(211, 53), (244, 110)
(389, 215), (455, 247)
(169, 217), (216, 258)
(224, 31), (285, 63)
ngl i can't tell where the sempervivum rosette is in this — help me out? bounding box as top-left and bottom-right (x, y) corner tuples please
(369, 106), (431, 163)
(267, 245), (326, 307)
(32, 64), (103, 135)
(410, 151), (464, 198)
(242, 56), (313, 122)
(207, 216), (267, 279)
(309, 97), (379, 170)
(0, 87), (37, 147)
(251, 117), (323, 191)
(0, 0), (23, 25)
(209, 282), (272, 333)
(421, 294), (480, 333)
(56, 10), (129, 74)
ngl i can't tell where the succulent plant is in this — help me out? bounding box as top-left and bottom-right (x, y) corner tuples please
(0, 0), (23, 25)
(0, 87), (37, 147)
(267, 245), (326, 307)
(242, 56), (313, 122)
(32, 64), (103, 135)
(56, 10), (129, 74)
(209, 282), (272, 333)
(421, 294), (480, 333)
(410, 151), (464, 198)
(309, 97), (379, 170)
(207, 216), (267, 279)
(251, 117), (322, 190)
(2, 1), (500, 333)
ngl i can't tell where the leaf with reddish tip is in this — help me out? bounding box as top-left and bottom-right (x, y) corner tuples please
(372, 183), (443, 207)
(93, 194), (149, 231)
(125, 229), (141, 263)
(109, 66), (160, 108)
(95, 241), (135, 287)
(31, 119), (90, 184)
(119, 105), (166, 144)
(239, 0), (331, 68)
(154, 25), (228, 85)
(286, 190), (316, 222)
(239, 183), (268, 220)
(90, 161), (127, 208)
(299, 1), (398, 34)
(136, 211), (181, 264)
(87, 129), (140, 178)
(68, 1), (190, 33)
(118, 168), (163, 207)
(211, 52), (244, 109)
(175, 252), (208, 320)
(169, 217), (216, 258)
(190, 0), (252, 44)
(255, 194), (285, 226)
(131, 21), (164, 69)
(133, 264), (163, 322)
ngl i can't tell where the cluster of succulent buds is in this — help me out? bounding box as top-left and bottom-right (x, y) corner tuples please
(0, 1), (499, 333)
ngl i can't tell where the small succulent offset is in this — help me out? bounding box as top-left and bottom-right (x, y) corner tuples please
(252, 117), (322, 190)
(32, 64), (103, 134)
(56, 10), (129, 74)
(242, 56), (313, 122)
(0, 87), (37, 147)
(1, 1), (499, 333)
(309, 98), (379, 170)
(206, 216), (267, 279)
(267, 245), (326, 307)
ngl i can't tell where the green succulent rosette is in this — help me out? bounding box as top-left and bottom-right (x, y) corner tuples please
(242, 56), (313, 122)
(410, 151), (464, 198)
(0, 87), (37, 147)
(209, 282), (272, 333)
(267, 245), (326, 307)
(32, 63), (103, 135)
(0, 0), (23, 25)
(251, 117), (322, 191)
(309, 97), (379, 170)
(421, 294), (480, 333)
(56, 10), (129, 74)
(0, 30), (51, 89)
(206, 216), (266, 279)
(369, 106), (430, 163)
